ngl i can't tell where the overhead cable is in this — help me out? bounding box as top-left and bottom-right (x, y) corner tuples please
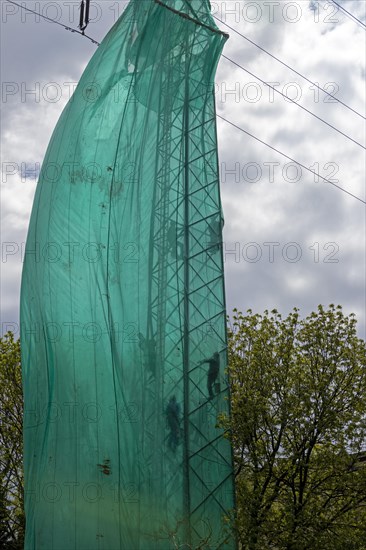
(214, 16), (365, 121)
(222, 54), (365, 150)
(330, 0), (366, 29)
(217, 114), (366, 205)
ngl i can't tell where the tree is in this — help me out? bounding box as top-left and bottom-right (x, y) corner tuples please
(224, 305), (366, 550)
(0, 332), (25, 549)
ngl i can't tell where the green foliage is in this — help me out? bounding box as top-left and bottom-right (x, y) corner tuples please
(0, 332), (25, 549)
(225, 305), (366, 550)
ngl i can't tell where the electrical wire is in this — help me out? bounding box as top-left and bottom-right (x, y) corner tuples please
(6, 0), (365, 205)
(330, 0), (366, 29)
(8, 0), (365, 132)
(6, 0), (100, 45)
(217, 114), (366, 205)
(214, 16), (365, 121)
(222, 54), (365, 150)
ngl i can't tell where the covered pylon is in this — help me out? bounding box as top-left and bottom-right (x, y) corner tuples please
(20, 1), (235, 548)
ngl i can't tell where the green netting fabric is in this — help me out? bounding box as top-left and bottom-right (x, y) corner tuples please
(20, 1), (235, 548)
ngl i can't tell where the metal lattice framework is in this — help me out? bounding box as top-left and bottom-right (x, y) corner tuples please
(144, 9), (234, 546)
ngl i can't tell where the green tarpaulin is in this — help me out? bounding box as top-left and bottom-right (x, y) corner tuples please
(20, 1), (235, 548)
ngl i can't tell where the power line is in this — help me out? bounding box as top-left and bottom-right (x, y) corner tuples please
(214, 16), (365, 121)
(217, 114), (366, 205)
(6, 0), (365, 205)
(330, 0), (366, 29)
(6, 0), (100, 45)
(7, 0), (365, 131)
(222, 54), (365, 151)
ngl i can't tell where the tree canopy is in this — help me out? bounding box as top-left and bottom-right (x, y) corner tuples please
(225, 305), (366, 550)
(0, 332), (24, 549)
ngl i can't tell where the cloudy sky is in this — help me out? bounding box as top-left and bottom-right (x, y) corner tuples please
(1, 0), (365, 339)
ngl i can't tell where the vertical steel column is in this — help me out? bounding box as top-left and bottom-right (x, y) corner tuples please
(182, 23), (192, 547)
